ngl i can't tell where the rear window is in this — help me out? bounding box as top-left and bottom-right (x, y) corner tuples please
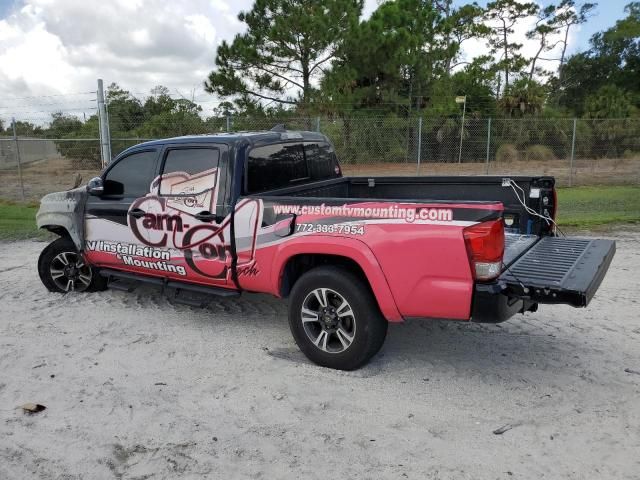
(247, 143), (308, 193)
(246, 141), (339, 194)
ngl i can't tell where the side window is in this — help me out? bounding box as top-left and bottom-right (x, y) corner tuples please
(247, 143), (308, 193)
(304, 142), (340, 181)
(159, 148), (220, 195)
(103, 150), (158, 197)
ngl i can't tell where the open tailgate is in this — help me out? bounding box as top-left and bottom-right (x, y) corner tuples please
(500, 236), (616, 307)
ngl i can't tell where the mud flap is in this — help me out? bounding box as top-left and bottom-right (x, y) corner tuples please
(500, 237), (616, 307)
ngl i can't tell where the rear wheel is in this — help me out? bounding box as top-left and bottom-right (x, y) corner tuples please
(38, 237), (106, 293)
(288, 266), (387, 370)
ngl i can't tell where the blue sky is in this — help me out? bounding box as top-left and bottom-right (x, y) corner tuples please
(564, 0), (628, 49)
(0, 0), (15, 18)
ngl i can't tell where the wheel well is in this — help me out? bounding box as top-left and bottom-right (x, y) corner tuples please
(280, 254), (372, 298)
(42, 225), (71, 239)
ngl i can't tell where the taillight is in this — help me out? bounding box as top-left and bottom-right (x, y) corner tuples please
(463, 219), (505, 281)
(540, 188), (557, 235)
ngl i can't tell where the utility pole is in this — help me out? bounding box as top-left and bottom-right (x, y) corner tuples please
(485, 117), (492, 174)
(569, 118), (577, 187)
(11, 117), (25, 201)
(456, 96), (466, 164)
(416, 117), (423, 175)
(97, 79), (112, 167)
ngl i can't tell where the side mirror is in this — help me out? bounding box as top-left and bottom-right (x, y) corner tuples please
(87, 177), (104, 196)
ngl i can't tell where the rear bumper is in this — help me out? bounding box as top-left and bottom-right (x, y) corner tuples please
(471, 282), (537, 323)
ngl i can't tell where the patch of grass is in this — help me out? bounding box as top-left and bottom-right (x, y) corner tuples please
(0, 200), (47, 240)
(556, 186), (640, 227)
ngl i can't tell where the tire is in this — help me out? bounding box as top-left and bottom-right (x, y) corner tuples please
(37, 237), (107, 293)
(288, 266), (388, 370)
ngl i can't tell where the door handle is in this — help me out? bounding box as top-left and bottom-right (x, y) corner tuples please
(129, 208), (146, 219)
(194, 211), (221, 223)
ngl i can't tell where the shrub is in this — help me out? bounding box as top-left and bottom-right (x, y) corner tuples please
(525, 144), (556, 162)
(495, 143), (519, 162)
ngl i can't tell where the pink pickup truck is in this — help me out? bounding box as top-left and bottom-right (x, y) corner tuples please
(36, 128), (616, 370)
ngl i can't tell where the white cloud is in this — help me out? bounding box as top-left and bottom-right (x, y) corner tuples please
(114, 0), (144, 11)
(130, 29), (152, 48)
(0, 15), (78, 95)
(185, 14), (217, 45)
(211, 0), (230, 13)
(362, 0), (379, 19)
(0, 0), (254, 122)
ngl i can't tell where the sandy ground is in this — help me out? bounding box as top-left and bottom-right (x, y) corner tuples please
(1, 232), (639, 480)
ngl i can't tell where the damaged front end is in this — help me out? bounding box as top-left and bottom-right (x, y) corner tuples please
(36, 187), (88, 250)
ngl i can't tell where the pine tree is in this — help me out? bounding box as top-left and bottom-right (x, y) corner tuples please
(204, 0), (363, 108)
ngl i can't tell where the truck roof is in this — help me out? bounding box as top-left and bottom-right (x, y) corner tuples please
(128, 129), (329, 152)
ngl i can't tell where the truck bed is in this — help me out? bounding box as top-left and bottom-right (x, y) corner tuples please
(261, 175), (556, 235)
(259, 174), (614, 310)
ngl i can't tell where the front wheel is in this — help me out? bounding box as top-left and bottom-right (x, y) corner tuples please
(288, 266), (388, 370)
(37, 237), (107, 293)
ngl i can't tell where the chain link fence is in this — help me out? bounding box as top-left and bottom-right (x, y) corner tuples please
(1, 88), (639, 202)
(322, 116), (640, 187)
